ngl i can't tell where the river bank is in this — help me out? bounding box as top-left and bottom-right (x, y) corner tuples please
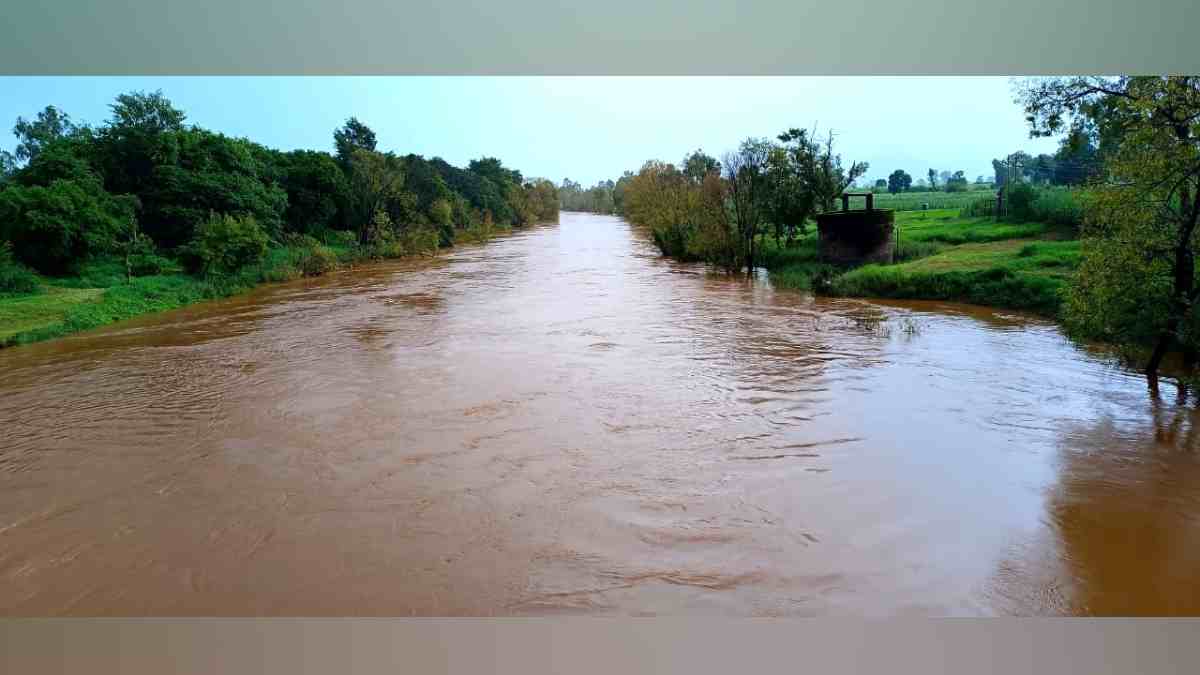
(759, 209), (1080, 317)
(0, 225), (511, 348)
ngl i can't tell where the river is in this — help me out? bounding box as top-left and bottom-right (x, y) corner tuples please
(2, 211), (1198, 616)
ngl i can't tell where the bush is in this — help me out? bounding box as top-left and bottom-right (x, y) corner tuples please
(1005, 182), (1039, 221)
(1031, 188), (1085, 229)
(128, 252), (175, 276)
(960, 195), (998, 218)
(298, 244), (338, 276)
(181, 213), (269, 275)
(280, 232), (322, 249)
(400, 227), (441, 257)
(0, 241), (41, 294)
(316, 228), (358, 247)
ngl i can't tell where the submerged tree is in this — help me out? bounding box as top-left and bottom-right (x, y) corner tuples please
(722, 137), (773, 271)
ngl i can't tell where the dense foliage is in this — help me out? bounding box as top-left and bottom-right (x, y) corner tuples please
(1020, 76), (1200, 380)
(610, 127), (867, 273)
(0, 90), (559, 281)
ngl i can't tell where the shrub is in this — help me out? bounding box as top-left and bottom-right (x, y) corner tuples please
(316, 228), (358, 248)
(0, 241), (41, 294)
(1031, 188), (1085, 229)
(298, 244), (338, 276)
(1005, 182), (1039, 221)
(280, 232), (322, 249)
(960, 195), (998, 218)
(128, 252), (175, 276)
(400, 227), (441, 257)
(181, 213), (269, 275)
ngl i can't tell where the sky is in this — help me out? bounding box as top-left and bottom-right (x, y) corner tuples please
(0, 77), (1059, 186)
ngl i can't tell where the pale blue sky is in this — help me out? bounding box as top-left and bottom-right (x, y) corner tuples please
(0, 77), (1057, 186)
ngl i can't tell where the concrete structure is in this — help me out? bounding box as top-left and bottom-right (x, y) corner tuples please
(815, 193), (895, 265)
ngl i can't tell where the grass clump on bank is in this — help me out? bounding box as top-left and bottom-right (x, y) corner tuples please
(760, 209), (1081, 316)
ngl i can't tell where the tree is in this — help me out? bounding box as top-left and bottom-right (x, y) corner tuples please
(887, 169), (912, 194)
(0, 177), (138, 274)
(1020, 76), (1200, 384)
(992, 158), (1008, 187)
(0, 150), (16, 185)
(1030, 154), (1056, 184)
(278, 150), (350, 234)
(682, 149), (720, 184)
(524, 178), (559, 223)
(927, 168), (938, 190)
(117, 127), (287, 248)
(722, 137), (774, 271)
(873, 178), (887, 191)
(1052, 128), (1101, 185)
(13, 135), (98, 187)
(624, 160), (696, 259)
(12, 105), (79, 163)
(785, 128), (867, 213)
(108, 91), (186, 135)
(766, 130), (819, 246)
(945, 170), (968, 192)
(333, 117), (377, 168)
(346, 148), (408, 242)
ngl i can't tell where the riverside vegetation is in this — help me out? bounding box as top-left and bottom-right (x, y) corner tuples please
(0, 92), (558, 346)
(566, 77), (1200, 384)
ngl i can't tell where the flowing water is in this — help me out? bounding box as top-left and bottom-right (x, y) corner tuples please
(2, 212), (1198, 616)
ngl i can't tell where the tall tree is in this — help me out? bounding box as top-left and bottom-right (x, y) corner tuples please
(346, 148), (407, 242)
(784, 128), (867, 213)
(333, 117), (378, 168)
(1020, 76), (1200, 384)
(12, 105), (79, 162)
(682, 149), (720, 185)
(887, 169), (912, 194)
(722, 137), (774, 271)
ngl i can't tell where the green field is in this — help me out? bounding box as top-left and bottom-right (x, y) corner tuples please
(761, 209), (1080, 316)
(848, 187), (996, 213)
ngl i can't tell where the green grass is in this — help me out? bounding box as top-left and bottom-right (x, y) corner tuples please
(832, 239), (1080, 315)
(0, 287), (105, 343)
(761, 210), (1082, 316)
(891, 209), (1052, 244)
(851, 189), (995, 213)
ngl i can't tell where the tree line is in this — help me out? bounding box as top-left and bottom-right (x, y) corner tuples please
(591, 129), (867, 273)
(582, 77), (1200, 386)
(0, 90), (559, 280)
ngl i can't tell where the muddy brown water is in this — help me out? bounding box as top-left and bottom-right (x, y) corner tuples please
(2, 212), (1198, 616)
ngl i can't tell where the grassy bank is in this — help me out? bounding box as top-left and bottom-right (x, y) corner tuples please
(761, 209), (1080, 316)
(0, 226), (508, 348)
